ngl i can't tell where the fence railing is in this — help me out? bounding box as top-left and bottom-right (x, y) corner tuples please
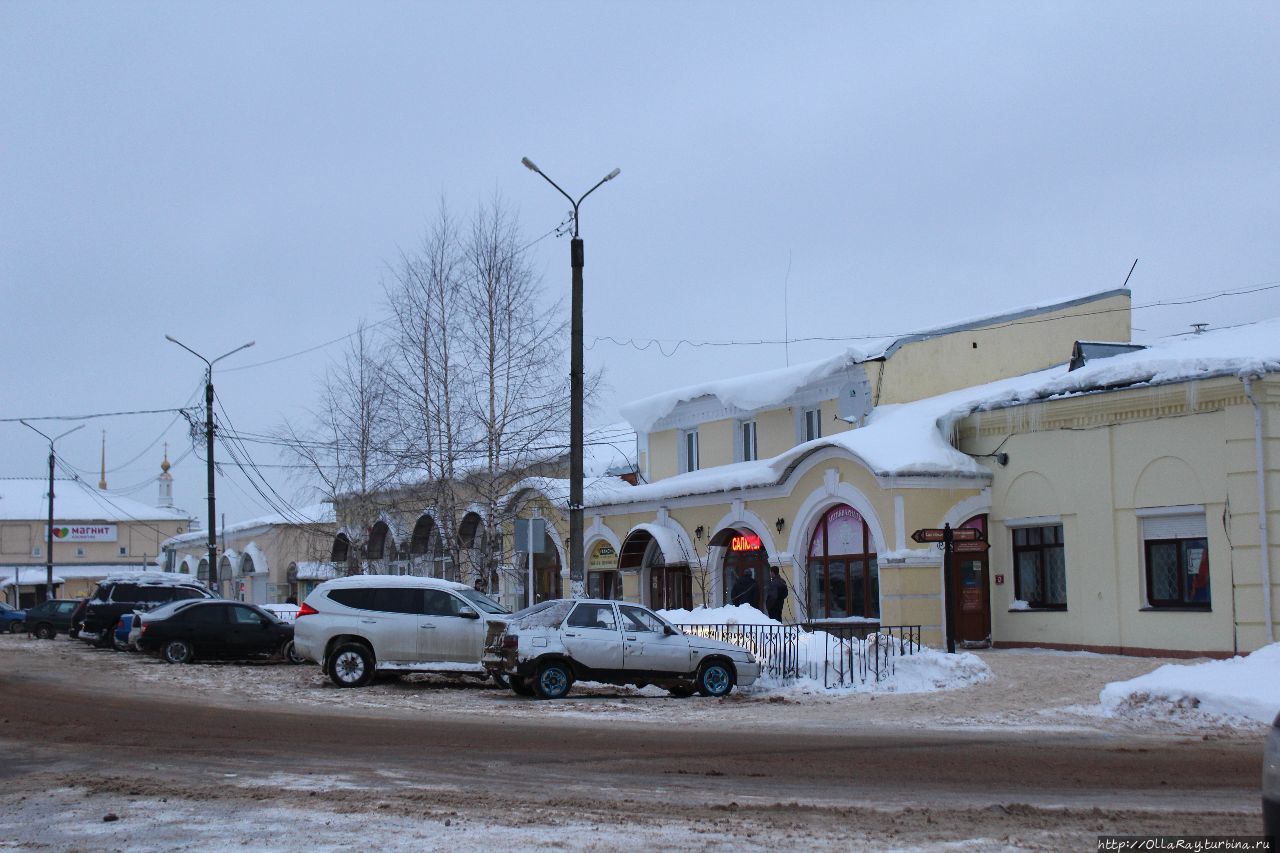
(674, 623), (921, 687)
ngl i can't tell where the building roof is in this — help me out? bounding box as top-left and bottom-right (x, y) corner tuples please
(618, 288), (1129, 433)
(0, 478), (193, 523)
(564, 317), (1280, 508)
(162, 502), (336, 548)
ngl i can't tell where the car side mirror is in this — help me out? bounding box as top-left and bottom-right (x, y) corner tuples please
(663, 625), (676, 636)
(459, 608), (479, 620)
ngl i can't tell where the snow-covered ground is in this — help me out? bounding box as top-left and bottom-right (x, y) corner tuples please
(1100, 642), (1280, 725)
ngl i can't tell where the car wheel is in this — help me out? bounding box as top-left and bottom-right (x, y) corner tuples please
(490, 671), (510, 689)
(533, 661), (573, 700)
(327, 642), (374, 688)
(9, 621), (23, 634)
(510, 676), (535, 697)
(283, 640), (306, 665)
(668, 684), (695, 698)
(162, 639), (194, 664)
(695, 660), (736, 697)
(93, 631), (113, 649)
(33, 623), (55, 640)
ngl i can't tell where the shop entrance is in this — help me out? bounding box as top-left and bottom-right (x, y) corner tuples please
(618, 528), (690, 611)
(715, 527), (770, 613)
(951, 514), (990, 646)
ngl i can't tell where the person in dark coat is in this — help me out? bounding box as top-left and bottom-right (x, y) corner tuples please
(730, 568), (757, 609)
(765, 566), (788, 621)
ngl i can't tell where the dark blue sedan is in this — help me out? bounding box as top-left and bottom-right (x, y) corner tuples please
(0, 602), (25, 633)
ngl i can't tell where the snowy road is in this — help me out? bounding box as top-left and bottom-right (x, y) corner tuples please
(0, 635), (1265, 850)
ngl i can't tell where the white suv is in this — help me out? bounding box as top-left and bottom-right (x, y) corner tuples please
(293, 576), (509, 687)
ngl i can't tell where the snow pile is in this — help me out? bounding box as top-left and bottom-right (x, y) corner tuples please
(658, 603), (778, 626)
(1099, 642), (1280, 725)
(659, 604), (990, 695)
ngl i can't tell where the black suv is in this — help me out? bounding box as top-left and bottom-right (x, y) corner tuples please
(78, 573), (214, 647)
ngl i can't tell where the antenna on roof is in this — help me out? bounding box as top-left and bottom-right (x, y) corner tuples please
(1122, 258), (1139, 290)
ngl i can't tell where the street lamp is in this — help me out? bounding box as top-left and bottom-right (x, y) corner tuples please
(521, 157), (620, 594)
(164, 335), (255, 593)
(20, 421), (85, 602)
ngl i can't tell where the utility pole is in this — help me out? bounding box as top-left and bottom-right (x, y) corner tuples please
(165, 335), (255, 593)
(521, 157), (620, 594)
(20, 421), (84, 602)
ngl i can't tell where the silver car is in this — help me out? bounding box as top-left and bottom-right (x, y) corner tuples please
(483, 598), (761, 699)
(293, 576), (508, 687)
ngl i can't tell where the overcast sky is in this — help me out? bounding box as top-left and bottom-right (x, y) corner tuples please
(2, 2), (1277, 529)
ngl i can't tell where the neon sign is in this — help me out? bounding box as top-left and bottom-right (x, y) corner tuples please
(730, 534), (762, 552)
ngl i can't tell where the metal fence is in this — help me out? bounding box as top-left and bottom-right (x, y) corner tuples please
(674, 623), (921, 687)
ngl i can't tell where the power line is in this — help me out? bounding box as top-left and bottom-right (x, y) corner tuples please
(586, 278), (1280, 357)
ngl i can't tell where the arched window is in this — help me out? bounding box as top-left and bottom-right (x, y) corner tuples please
(331, 533), (350, 563)
(807, 505), (879, 620)
(368, 521), (390, 562)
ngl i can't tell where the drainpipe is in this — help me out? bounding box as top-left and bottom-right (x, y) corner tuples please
(1242, 375), (1274, 642)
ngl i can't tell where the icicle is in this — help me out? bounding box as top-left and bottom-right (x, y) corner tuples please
(1185, 379), (1199, 413)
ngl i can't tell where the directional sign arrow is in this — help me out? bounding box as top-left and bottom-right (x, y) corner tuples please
(911, 528), (945, 543)
(953, 540), (990, 553)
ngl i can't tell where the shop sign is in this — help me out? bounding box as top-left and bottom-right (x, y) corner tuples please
(45, 524), (117, 543)
(588, 544), (616, 571)
(730, 533), (762, 552)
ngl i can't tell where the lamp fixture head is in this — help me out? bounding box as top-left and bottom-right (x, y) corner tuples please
(775, 517), (785, 533)
(695, 525), (704, 540)
(521, 156), (539, 172)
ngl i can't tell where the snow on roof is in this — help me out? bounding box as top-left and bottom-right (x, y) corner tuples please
(619, 288), (1130, 432)
(293, 561), (338, 581)
(584, 318), (1280, 507)
(0, 569), (66, 588)
(0, 479), (193, 523)
(163, 502), (335, 547)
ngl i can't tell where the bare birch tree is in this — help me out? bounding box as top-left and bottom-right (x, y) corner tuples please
(277, 320), (397, 573)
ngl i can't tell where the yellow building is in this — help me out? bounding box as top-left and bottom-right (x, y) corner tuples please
(500, 288), (1279, 657)
(0, 473), (194, 607)
(161, 503), (335, 605)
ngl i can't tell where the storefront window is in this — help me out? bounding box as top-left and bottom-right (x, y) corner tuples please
(807, 505), (878, 620)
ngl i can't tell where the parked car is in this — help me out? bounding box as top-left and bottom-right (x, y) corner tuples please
(0, 602), (25, 633)
(24, 599), (81, 639)
(67, 597), (88, 638)
(483, 598), (761, 700)
(293, 576), (509, 687)
(112, 613), (137, 651)
(136, 599), (303, 664)
(78, 573), (214, 647)
(1265, 709), (1279, 842)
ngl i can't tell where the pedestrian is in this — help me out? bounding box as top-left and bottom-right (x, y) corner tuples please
(765, 566), (788, 621)
(730, 568), (757, 609)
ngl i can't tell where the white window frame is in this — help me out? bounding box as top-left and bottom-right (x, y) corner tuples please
(739, 420), (758, 462)
(680, 428), (699, 473)
(803, 407), (822, 442)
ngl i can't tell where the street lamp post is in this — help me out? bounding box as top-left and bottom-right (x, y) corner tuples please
(521, 157), (620, 594)
(165, 335), (255, 593)
(20, 421), (85, 602)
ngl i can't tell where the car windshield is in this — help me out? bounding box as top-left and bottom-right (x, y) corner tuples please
(453, 588), (507, 615)
(618, 604), (676, 634)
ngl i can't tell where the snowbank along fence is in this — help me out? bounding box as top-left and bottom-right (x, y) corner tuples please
(674, 623), (922, 687)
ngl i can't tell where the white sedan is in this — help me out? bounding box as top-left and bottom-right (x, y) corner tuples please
(483, 598), (760, 699)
